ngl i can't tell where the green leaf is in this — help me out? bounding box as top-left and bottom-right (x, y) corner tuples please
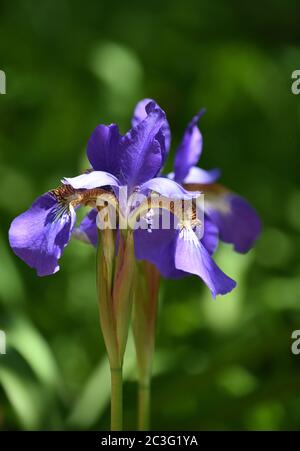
(0, 366), (42, 429)
(68, 334), (135, 429)
(8, 316), (62, 392)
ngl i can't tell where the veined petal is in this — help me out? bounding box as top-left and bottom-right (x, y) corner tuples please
(174, 109), (205, 182)
(87, 124), (121, 175)
(9, 193), (76, 276)
(119, 102), (167, 190)
(63, 171), (119, 190)
(175, 227), (236, 298)
(183, 166), (221, 184)
(131, 98), (154, 126)
(132, 98), (171, 157)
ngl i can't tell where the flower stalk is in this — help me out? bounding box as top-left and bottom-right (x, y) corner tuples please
(110, 367), (123, 431)
(132, 261), (160, 430)
(97, 213), (135, 430)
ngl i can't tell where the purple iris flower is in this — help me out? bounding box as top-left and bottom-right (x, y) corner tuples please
(9, 98), (259, 298)
(8, 100), (194, 276)
(133, 99), (261, 297)
(129, 102), (238, 298)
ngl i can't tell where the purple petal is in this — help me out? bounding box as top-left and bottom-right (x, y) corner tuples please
(132, 98), (154, 126)
(119, 102), (167, 190)
(183, 166), (221, 184)
(9, 193), (76, 276)
(174, 109), (205, 183)
(206, 193), (262, 254)
(134, 216), (184, 279)
(140, 177), (200, 200)
(87, 124), (121, 175)
(200, 216), (219, 255)
(63, 171), (119, 190)
(175, 227), (236, 298)
(134, 211), (218, 280)
(75, 209), (98, 247)
(132, 98), (171, 158)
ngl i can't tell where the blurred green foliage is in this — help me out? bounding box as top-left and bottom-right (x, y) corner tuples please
(1, 0), (300, 431)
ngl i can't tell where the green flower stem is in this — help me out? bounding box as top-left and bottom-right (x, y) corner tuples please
(97, 224), (135, 431)
(97, 229), (119, 368)
(133, 262), (160, 431)
(138, 381), (151, 431)
(110, 367), (123, 431)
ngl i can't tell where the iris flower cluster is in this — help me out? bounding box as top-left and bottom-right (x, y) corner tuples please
(8, 99), (261, 430)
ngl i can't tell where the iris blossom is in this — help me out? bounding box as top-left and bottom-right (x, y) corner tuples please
(8, 101), (196, 276)
(134, 100), (261, 297)
(9, 98), (260, 297)
(78, 99), (239, 297)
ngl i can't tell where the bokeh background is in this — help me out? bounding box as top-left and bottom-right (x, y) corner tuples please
(1, 0), (300, 431)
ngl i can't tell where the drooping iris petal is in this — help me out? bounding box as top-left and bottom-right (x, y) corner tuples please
(132, 98), (171, 158)
(87, 124), (121, 175)
(134, 215), (185, 279)
(140, 177), (199, 200)
(62, 171), (119, 190)
(118, 102), (167, 190)
(183, 166), (221, 184)
(206, 192), (262, 254)
(76, 209), (98, 247)
(9, 193), (76, 276)
(134, 211), (220, 282)
(175, 227), (236, 298)
(174, 109), (205, 182)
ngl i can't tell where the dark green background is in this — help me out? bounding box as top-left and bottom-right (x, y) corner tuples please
(1, 0), (300, 430)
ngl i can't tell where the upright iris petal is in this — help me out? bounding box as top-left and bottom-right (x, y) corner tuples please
(174, 109), (205, 182)
(118, 102), (167, 190)
(171, 109), (220, 185)
(131, 98), (154, 126)
(132, 98), (171, 160)
(68, 100), (173, 251)
(79, 100), (169, 196)
(9, 192), (76, 276)
(87, 124), (121, 175)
